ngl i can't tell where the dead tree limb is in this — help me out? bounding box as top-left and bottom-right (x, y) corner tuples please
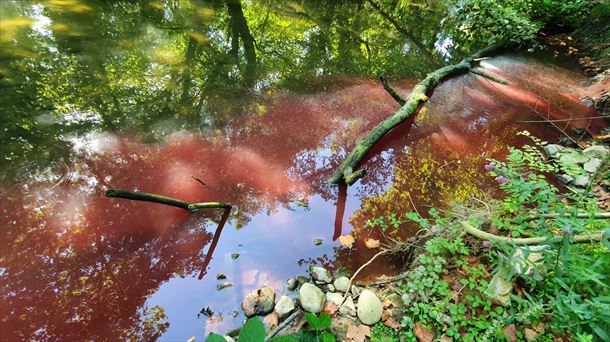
(380, 75), (406, 105)
(105, 189), (232, 211)
(461, 221), (606, 245)
(327, 43), (507, 185)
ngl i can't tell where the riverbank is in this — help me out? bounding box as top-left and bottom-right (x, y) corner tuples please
(206, 134), (609, 342)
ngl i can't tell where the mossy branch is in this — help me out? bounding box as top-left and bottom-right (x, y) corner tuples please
(461, 221), (606, 245)
(105, 189), (232, 211)
(327, 43), (507, 185)
(380, 75), (406, 105)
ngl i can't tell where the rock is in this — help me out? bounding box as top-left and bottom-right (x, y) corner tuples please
(339, 296), (357, 317)
(351, 285), (362, 297)
(314, 238), (323, 246)
(325, 292), (343, 306)
(275, 295), (295, 319)
(286, 278), (298, 291)
(583, 145), (609, 158)
(331, 316), (360, 342)
(357, 290), (383, 325)
(484, 268), (513, 307)
(231, 253), (240, 260)
(309, 266), (333, 283)
(557, 174), (573, 184)
(573, 174), (590, 187)
(558, 149), (589, 166)
(543, 144), (564, 157)
(333, 276), (350, 293)
(299, 283), (325, 313)
(513, 246), (547, 281)
(217, 282), (234, 291)
(225, 336), (236, 342)
(327, 284), (335, 292)
(242, 287), (276, 317)
(297, 276), (309, 285)
(583, 157), (603, 173)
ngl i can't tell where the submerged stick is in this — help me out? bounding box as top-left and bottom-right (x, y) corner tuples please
(461, 221), (605, 245)
(327, 43), (507, 185)
(105, 189), (232, 211)
(198, 207), (232, 279)
(339, 250), (387, 307)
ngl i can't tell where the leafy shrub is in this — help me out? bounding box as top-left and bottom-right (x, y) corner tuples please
(445, 0), (591, 47)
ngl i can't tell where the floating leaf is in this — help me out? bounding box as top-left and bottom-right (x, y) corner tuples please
(364, 238), (380, 249)
(338, 234), (355, 248)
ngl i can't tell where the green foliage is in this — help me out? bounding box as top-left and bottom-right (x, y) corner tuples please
(204, 314), (336, 342)
(205, 333), (228, 342)
(238, 317), (266, 342)
(371, 322), (399, 341)
(446, 0), (591, 48)
(304, 312), (335, 342)
(383, 135), (609, 340)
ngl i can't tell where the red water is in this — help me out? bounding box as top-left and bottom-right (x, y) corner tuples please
(1, 55), (607, 340)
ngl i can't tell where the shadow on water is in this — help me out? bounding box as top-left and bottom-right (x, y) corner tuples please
(1, 0), (609, 340)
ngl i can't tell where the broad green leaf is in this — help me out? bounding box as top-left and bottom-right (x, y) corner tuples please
(238, 317), (265, 342)
(321, 331), (335, 342)
(205, 333), (227, 342)
(304, 312), (320, 330)
(317, 313), (331, 329)
(268, 336), (299, 342)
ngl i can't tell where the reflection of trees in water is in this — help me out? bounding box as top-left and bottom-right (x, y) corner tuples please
(0, 0), (455, 180)
(0, 183), (215, 340)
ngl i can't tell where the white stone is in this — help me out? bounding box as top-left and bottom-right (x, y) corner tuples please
(275, 295), (295, 319)
(333, 276), (350, 293)
(543, 144), (564, 157)
(339, 296), (356, 316)
(573, 174), (590, 187)
(583, 158), (602, 173)
(356, 290), (383, 325)
(325, 292), (343, 306)
(309, 266), (333, 283)
(583, 145), (609, 158)
(299, 283), (325, 313)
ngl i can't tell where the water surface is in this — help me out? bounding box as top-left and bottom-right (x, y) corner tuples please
(1, 1), (606, 340)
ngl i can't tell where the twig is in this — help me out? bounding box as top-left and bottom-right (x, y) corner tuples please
(524, 212), (610, 221)
(370, 271), (409, 286)
(264, 310), (301, 341)
(105, 189), (231, 211)
(379, 75), (406, 106)
(470, 68), (508, 85)
(191, 176), (209, 188)
(339, 250), (387, 307)
(461, 221), (606, 245)
(518, 116), (608, 123)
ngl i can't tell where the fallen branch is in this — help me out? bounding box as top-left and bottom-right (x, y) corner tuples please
(339, 250), (387, 307)
(380, 75), (405, 105)
(328, 43), (507, 185)
(461, 221), (606, 245)
(264, 310), (301, 341)
(105, 189), (231, 211)
(524, 212), (610, 221)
